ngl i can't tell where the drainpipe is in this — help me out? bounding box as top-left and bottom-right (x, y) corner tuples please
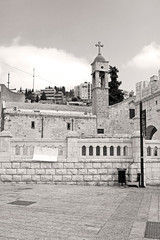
(140, 101), (145, 187)
(71, 119), (74, 131)
(41, 117), (44, 138)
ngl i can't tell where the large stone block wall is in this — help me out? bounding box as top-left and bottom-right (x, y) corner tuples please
(0, 131), (139, 186)
(145, 161), (160, 185)
(145, 140), (160, 185)
(107, 98), (135, 135)
(0, 160), (133, 186)
(1, 130), (160, 186)
(4, 112), (96, 139)
(135, 92), (160, 139)
(3, 95), (137, 138)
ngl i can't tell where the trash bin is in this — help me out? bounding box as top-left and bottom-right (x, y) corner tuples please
(137, 173), (141, 187)
(117, 168), (126, 186)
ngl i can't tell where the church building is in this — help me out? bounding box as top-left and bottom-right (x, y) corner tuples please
(0, 42), (160, 186)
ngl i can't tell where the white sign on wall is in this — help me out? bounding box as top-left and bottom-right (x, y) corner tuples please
(33, 147), (58, 162)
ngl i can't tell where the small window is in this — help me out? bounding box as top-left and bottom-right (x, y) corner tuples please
(147, 146), (151, 156)
(129, 109), (135, 119)
(15, 145), (20, 155)
(117, 146), (121, 156)
(123, 146), (128, 156)
(96, 146), (100, 156)
(89, 146), (93, 156)
(31, 121), (35, 129)
(82, 145), (86, 156)
(67, 123), (71, 130)
(154, 146), (158, 156)
(103, 146), (107, 156)
(23, 145), (28, 155)
(58, 145), (63, 156)
(97, 129), (104, 134)
(110, 146), (114, 156)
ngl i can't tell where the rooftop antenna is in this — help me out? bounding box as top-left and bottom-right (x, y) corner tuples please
(33, 68), (35, 92)
(7, 72), (10, 89)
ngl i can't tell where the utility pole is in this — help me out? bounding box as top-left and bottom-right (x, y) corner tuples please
(140, 101), (145, 187)
(33, 68), (35, 92)
(7, 72), (10, 89)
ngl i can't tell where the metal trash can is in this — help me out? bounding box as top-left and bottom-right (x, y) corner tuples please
(137, 173), (141, 187)
(117, 168), (126, 186)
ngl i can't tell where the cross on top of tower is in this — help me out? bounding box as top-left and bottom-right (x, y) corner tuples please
(95, 41), (103, 55)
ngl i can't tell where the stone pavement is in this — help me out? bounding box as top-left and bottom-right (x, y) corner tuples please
(0, 183), (160, 240)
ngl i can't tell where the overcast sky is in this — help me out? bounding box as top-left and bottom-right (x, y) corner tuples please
(0, 0), (160, 92)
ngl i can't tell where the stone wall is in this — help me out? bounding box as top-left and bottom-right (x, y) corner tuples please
(1, 130), (160, 186)
(107, 97), (135, 135)
(0, 84), (25, 103)
(145, 140), (160, 185)
(135, 91), (160, 139)
(0, 160), (132, 185)
(0, 130), (142, 186)
(4, 110), (96, 139)
(3, 96), (136, 139)
(0, 85), (25, 131)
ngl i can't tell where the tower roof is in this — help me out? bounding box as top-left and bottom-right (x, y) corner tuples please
(93, 53), (106, 63)
(94, 53), (106, 62)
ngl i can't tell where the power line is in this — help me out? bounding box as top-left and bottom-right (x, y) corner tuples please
(0, 60), (60, 86)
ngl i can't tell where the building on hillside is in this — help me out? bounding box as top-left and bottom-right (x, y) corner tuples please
(35, 87), (64, 104)
(74, 85), (80, 98)
(1, 42), (160, 186)
(74, 82), (92, 101)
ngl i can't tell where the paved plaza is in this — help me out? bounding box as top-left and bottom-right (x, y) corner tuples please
(0, 183), (160, 240)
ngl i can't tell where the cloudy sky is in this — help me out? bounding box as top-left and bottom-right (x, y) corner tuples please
(0, 0), (160, 92)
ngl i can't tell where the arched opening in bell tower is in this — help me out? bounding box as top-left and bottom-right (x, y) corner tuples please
(145, 125), (157, 140)
(99, 71), (105, 88)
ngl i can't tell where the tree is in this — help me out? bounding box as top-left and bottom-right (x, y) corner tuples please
(25, 89), (28, 98)
(62, 86), (65, 95)
(35, 95), (39, 102)
(41, 91), (46, 100)
(108, 66), (124, 105)
(54, 86), (58, 93)
(25, 89), (34, 102)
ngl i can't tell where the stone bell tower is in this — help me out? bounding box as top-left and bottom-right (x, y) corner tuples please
(91, 42), (109, 133)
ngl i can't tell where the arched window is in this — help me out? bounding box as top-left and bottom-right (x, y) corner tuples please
(123, 146), (128, 156)
(96, 146), (100, 156)
(58, 145), (63, 155)
(103, 146), (107, 156)
(30, 146), (34, 156)
(82, 145), (86, 156)
(117, 146), (121, 156)
(154, 146), (158, 156)
(110, 146), (114, 156)
(15, 145), (20, 155)
(89, 146), (93, 156)
(147, 146), (151, 156)
(23, 145), (28, 155)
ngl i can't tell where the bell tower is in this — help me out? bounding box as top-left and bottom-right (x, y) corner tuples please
(91, 42), (109, 133)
